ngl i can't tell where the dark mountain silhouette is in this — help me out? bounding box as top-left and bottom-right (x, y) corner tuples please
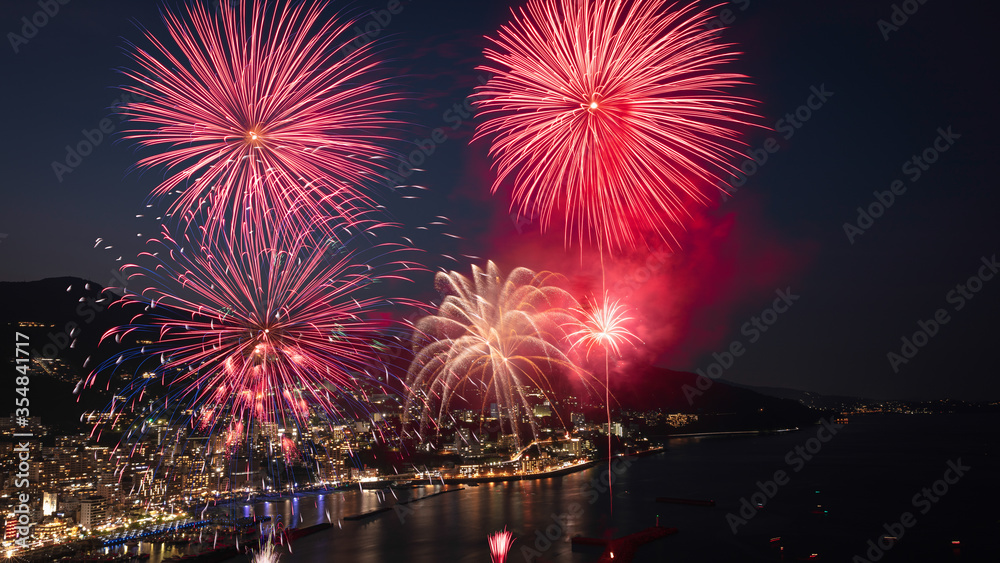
(719, 380), (865, 409)
(1, 277), (143, 431)
(2, 277), (825, 434)
(607, 365), (826, 432)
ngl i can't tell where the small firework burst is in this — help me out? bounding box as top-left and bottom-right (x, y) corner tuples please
(570, 293), (641, 360)
(488, 528), (516, 563)
(251, 533), (281, 563)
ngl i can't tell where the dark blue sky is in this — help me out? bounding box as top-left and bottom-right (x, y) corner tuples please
(1, 0), (997, 401)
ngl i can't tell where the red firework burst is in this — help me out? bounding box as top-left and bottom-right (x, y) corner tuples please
(120, 0), (401, 237)
(474, 0), (759, 250)
(93, 223), (417, 445)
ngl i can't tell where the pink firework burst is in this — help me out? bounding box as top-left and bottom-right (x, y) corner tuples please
(488, 528), (516, 563)
(121, 0), (401, 237)
(570, 293), (641, 359)
(474, 0), (759, 250)
(92, 223), (417, 445)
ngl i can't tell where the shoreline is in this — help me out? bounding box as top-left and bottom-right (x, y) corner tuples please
(209, 448), (671, 562)
(418, 447), (666, 486)
(214, 447), (667, 507)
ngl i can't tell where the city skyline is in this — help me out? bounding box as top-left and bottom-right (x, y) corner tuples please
(1, 0), (998, 403)
(1, 0), (998, 561)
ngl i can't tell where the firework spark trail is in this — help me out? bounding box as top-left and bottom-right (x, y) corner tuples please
(488, 528), (516, 563)
(406, 261), (589, 449)
(90, 220), (420, 457)
(570, 292), (640, 514)
(474, 0), (759, 251)
(120, 0), (402, 239)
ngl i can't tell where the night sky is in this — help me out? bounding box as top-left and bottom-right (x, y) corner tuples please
(1, 0), (997, 401)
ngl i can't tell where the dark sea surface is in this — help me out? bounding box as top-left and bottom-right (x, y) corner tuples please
(217, 414), (998, 562)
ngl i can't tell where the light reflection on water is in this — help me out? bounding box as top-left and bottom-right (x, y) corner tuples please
(239, 484), (453, 530)
(219, 473), (606, 563)
(213, 415), (1000, 562)
(105, 415), (998, 562)
(104, 537), (209, 563)
(104, 485), (457, 562)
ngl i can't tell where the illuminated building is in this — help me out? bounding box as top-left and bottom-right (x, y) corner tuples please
(79, 496), (107, 530)
(42, 492), (57, 516)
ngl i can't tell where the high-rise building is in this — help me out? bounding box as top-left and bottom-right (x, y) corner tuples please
(331, 425), (346, 443)
(79, 496), (107, 530)
(611, 422), (624, 437)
